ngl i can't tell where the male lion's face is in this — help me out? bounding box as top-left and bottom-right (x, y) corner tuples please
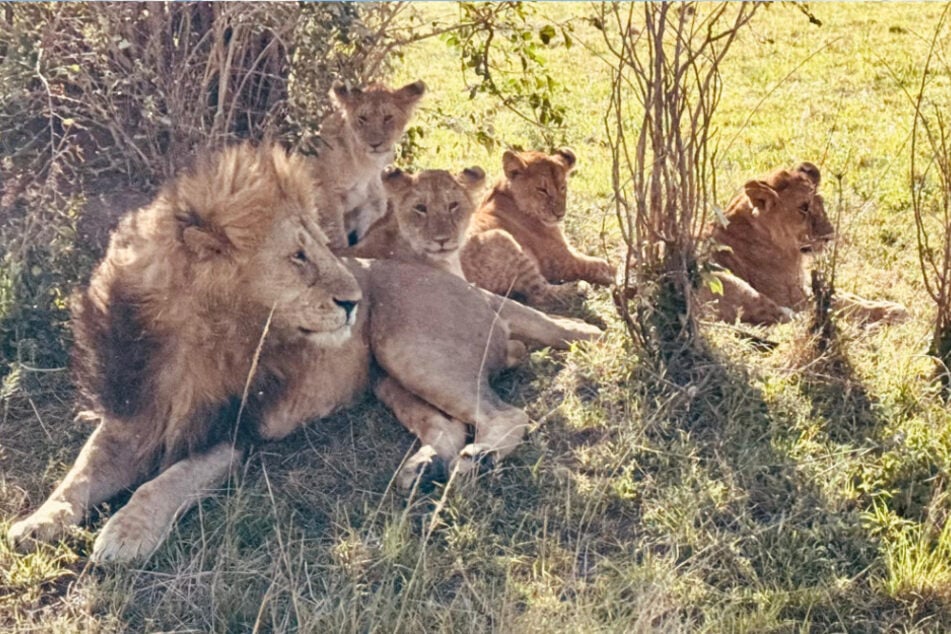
(384, 166), (486, 258)
(502, 149), (576, 225)
(332, 81), (426, 157)
(245, 215), (363, 347)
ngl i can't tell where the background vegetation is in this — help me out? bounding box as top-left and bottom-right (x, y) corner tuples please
(3, 2), (951, 631)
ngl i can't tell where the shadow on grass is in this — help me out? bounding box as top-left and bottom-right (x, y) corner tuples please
(631, 315), (947, 630)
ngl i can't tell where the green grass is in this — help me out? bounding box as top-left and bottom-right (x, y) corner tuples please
(4, 3), (951, 632)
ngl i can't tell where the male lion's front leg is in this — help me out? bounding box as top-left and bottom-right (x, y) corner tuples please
(9, 420), (146, 551)
(373, 375), (467, 490)
(92, 442), (241, 563)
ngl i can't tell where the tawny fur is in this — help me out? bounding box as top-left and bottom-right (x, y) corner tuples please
(8, 144), (601, 563)
(461, 148), (616, 307)
(307, 80), (425, 249)
(341, 165), (486, 277)
(703, 162), (907, 326)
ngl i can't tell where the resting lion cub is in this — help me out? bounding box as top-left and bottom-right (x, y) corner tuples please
(341, 166), (485, 276)
(308, 80), (425, 249)
(461, 148), (616, 306)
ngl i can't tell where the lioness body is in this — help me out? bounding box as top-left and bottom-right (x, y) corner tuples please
(309, 81), (425, 249)
(8, 144), (600, 563)
(461, 149), (615, 306)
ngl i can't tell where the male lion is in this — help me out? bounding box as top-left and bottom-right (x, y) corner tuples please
(341, 165), (486, 277)
(703, 162), (908, 325)
(8, 144), (600, 563)
(461, 149), (616, 307)
(307, 80), (425, 249)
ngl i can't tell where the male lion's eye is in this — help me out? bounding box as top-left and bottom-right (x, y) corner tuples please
(383, 114), (393, 124)
(357, 116), (368, 126)
(448, 201), (459, 212)
(414, 203), (428, 214)
(536, 187), (549, 196)
(291, 249), (308, 264)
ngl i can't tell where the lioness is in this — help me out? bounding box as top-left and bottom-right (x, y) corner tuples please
(7, 144), (600, 563)
(704, 162), (908, 325)
(341, 165), (486, 277)
(308, 80), (425, 249)
(461, 148), (616, 307)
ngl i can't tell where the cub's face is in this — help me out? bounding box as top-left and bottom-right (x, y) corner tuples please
(245, 215), (363, 347)
(744, 162), (834, 255)
(502, 148), (576, 225)
(332, 80), (426, 157)
(384, 166), (486, 258)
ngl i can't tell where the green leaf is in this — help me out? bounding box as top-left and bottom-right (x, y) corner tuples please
(539, 24), (556, 45)
(702, 272), (724, 296)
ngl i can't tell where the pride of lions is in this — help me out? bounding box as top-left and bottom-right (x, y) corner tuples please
(7, 80), (908, 563)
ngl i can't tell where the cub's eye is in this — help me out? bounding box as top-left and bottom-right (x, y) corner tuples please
(414, 203), (428, 214)
(383, 114), (393, 124)
(291, 249), (308, 265)
(357, 116), (368, 126)
(448, 201), (460, 212)
(536, 187), (549, 196)
(799, 202), (810, 215)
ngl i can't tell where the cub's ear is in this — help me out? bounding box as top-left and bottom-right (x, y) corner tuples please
(502, 150), (527, 180)
(457, 166), (486, 190)
(395, 80), (426, 107)
(553, 147), (577, 172)
(381, 166), (414, 193)
(795, 161), (821, 186)
(181, 224), (232, 261)
(744, 180), (780, 216)
(330, 81), (362, 109)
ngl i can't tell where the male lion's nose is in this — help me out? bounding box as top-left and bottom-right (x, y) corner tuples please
(334, 298), (359, 320)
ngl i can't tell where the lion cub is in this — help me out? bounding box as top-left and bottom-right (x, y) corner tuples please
(461, 148), (616, 306)
(341, 166), (486, 276)
(307, 80), (425, 249)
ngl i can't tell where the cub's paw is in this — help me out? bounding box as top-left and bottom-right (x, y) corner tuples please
(541, 281), (589, 308)
(91, 506), (168, 564)
(456, 443), (497, 475)
(591, 260), (617, 286)
(398, 445), (449, 493)
(8, 501), (79, 551)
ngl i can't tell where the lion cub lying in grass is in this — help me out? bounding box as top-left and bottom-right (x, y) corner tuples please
(341, 165), (486, 277)
(461, 148), (616, 307)
(7, 144), (600, 563)
(703, 161), (908, 326)
(307, 80), (425, 249)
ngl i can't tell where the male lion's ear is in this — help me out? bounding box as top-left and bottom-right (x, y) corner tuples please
(395, 80), (426, 107)
(181, 225), (232, 261)
(553, 147), (577, 172)
(382, 166), (414, 193)
(502, 150), (526, 180)
(458, 166), (486, 190)
(744, 180), (780, 215)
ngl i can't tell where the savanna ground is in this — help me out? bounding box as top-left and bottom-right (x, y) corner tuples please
(3, 3), (951, 632)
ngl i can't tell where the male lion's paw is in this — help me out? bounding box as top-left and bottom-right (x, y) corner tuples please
(398, 445), (449, 492)
(456, 443), (497, 475)
(91, 506), (167, 564)
(8, 501), (79, 551)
